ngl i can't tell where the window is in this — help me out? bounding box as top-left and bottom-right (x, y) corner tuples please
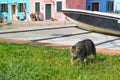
(18, 3), (26, 12)
(57, 1), (62, 12)
(107, 1), (114, 12)
(35, 2), (40, 12)
(1, 4), (8, 13)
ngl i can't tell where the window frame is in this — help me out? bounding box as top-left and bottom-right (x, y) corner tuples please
(107, 1), (114, 12)
(18, 3), (26, 13)
(1, 3), (8, 13)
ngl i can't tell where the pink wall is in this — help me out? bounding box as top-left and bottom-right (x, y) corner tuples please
(66, 0), (86, 10)
(30, 0), (66, 21)
(30, 0), (86, 21)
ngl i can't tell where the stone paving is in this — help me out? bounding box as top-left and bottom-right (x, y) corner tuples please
(0, 22), (120, 55)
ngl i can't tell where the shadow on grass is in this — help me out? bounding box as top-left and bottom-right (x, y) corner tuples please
(72, 53), (107, 67)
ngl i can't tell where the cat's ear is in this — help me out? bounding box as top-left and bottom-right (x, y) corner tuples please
(72, 46), (76, 49)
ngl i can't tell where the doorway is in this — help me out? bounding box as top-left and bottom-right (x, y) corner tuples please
(11, 5), (16, 20)
(45, 4), (51, 20)
(92, 2), (99, 11)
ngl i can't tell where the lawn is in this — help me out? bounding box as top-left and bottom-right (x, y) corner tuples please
(0, 42), (120, 80)
(0, 24), (1, 26)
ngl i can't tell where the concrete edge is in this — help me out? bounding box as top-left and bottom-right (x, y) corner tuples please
(0, 21), (75, 29)
(0, 23), (76, 33)
(0, 38), (120, 55)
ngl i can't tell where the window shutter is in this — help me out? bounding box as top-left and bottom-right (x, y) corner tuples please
(6, 4), (8, 13)
(35, 2), (40, 12)
(57, 2), (62, 12)
(18, 3), (20, 12)
(0, 4), (1, 13)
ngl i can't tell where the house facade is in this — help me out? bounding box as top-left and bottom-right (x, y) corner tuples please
(30, 0), (65, 21)
(30, 0), (86, 21)
(0, 0), (87, 21)
(86, 0), (114, 12)
(65, 0), (86, 10)
(0, 0), (30, 21)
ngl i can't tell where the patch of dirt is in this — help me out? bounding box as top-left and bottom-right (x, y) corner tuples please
(0, 38), (120, 55)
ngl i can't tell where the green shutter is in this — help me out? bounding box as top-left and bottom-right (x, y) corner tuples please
(35, 2), (40, 12)
(1, 4), (3, 12)
(0, 4), (1, 13)
(6, 4), (8, 13)
(45, 4), (51, 20)
(18, 3), (20, 12)
(57, 2), (62, 12)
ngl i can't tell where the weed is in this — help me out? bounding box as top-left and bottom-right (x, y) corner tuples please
(0, 42), (120, 80)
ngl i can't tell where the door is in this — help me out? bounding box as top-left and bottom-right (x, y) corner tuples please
(92, 2), (99, 11)
(45, 4), (51, 20)
(11, 5), (16, 20)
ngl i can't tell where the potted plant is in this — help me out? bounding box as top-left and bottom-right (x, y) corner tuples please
(30, 13), (36, 21)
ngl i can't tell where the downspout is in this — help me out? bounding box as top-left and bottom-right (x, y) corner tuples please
(23, 0), (26, 19)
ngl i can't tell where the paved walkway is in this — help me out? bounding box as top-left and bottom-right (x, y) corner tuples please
(0, 22), (120, 55)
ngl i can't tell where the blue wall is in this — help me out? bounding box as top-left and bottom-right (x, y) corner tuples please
(86, 0), (107, 12)
(0, 0), (30, 21)
(86, 0), (91, 10)
(100, 0), (107, 12)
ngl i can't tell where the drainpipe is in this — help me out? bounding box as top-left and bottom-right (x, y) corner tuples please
(23, 0), (26, 18)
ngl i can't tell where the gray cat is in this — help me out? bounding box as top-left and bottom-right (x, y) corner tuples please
(71, 39), (96, 64)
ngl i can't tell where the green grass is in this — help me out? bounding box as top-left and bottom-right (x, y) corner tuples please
(0, 25), (2, 28)
(0, 42), (120, 80)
